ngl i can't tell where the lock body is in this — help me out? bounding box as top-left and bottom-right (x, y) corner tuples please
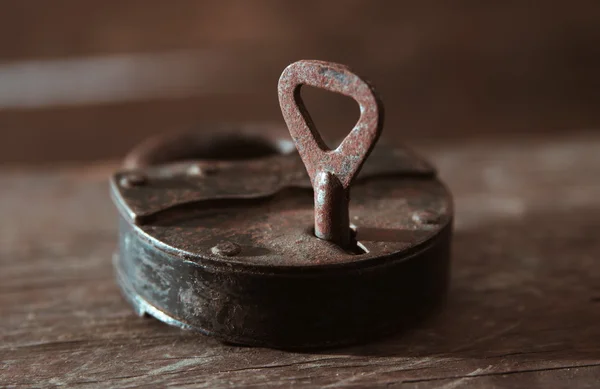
(111, 128), (453, 349)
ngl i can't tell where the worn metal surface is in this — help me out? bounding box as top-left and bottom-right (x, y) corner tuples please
(112, 140), (434, 226)
(110, 60), (453, 348)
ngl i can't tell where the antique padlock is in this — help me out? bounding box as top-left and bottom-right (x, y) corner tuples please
(111, 60), (453, 349)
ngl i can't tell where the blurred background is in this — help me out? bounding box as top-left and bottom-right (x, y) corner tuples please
(1, 0), (599, 164)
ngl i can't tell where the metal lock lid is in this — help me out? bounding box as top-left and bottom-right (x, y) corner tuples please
(111, 60), (453, 349)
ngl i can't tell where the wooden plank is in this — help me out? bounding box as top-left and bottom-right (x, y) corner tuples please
(404, 365), (600, 389)
(1, 134), (600, 387)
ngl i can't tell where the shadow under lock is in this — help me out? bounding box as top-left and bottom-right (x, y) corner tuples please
(110, 60), (454, 349)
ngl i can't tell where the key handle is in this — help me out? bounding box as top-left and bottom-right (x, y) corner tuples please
(278, 60), (383, 188)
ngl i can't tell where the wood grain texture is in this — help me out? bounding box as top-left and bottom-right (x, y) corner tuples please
(1, 134), (600, 388)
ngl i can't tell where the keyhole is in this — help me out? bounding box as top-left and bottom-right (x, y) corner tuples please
(300, 86), (361, 150)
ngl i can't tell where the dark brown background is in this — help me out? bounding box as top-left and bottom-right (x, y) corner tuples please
(1, 0), (600, 164)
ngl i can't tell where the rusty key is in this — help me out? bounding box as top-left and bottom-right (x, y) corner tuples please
(279, 60), (383, 249)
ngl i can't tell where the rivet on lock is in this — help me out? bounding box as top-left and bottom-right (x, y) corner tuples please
(110, 60), (454, 349)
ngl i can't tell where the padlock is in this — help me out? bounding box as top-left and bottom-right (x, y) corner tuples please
(111, 60), (453, 349)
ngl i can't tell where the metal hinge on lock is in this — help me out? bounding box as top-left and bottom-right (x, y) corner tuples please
(111, 60), (453, 349)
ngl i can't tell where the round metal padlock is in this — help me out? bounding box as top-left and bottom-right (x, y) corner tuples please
(111, 60), (453, 349)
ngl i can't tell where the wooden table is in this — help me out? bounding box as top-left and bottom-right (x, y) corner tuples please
(2, 134), (600, 388)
